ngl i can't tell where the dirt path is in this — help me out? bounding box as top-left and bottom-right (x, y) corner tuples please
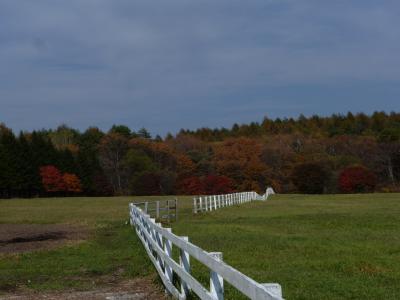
(0, 277), (167, 300)
(0, 224), (88, 254)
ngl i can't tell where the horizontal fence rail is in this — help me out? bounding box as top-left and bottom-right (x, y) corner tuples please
(193, 188), (275, 214)
(129, 201), (283, 300)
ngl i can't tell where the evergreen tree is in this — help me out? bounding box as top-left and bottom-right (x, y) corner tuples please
(138, 127), (152, 139)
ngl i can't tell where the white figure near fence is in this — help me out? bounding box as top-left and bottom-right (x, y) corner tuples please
(129, 200), (283, 300)
(193, 188), (275, 214)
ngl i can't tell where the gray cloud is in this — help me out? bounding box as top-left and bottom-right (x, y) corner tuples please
(0, 0), (399, 135)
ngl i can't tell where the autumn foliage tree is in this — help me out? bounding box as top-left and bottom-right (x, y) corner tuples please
(40, 165), (65, 193)
(339, 166), (376, 193)
(40, 166), (82, 195)
(63, 173), (82, 193)
(203, 175), (234, 194)
(213, 138), (271, 192)
(178, 175), (234, 195)
(178, 177), (204, 195)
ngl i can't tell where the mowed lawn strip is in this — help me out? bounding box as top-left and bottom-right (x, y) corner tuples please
(172, 194), (400, 300)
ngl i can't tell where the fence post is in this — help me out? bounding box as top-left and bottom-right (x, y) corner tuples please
(200, 197), (203, 212)
(150, 218), (157, 255)
(156, 222), (164, 269)
(142, 213), (149, 247)
(175, 198), (178, 221)
(180, 236), (191, 298)
(164, 228), (173, 288)
(144, 201), (148, 213)
(167, 200), (170, 223)
(193, 198), (197, 214)
(210, 252), (224, 300)
(156, 201), (160, 219)
(214, 195), (217, 210)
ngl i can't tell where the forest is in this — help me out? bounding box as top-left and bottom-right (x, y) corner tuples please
(0, 111), (399, 198)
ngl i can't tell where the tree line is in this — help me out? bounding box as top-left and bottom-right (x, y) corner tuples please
(0, 111), (399, 198)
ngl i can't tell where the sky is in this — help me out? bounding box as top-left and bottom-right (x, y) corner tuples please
(1, 0), (400, 136)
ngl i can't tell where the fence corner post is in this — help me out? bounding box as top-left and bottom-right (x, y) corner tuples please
(210, 252), (224, 300)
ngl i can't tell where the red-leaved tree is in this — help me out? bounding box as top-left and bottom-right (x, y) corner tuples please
(203, 175), (234, 194)
(178, 175), (234, 195)
(179, 177), (205, 195)
(339, 165), (376, 193)
(40, 165), (65, 193)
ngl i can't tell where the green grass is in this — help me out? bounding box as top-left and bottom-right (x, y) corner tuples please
(173, 194), (400, 299)
(0, 222), (153, 291)
(1, 194), (399, 299)
(0, 196), (175, 225)
(0, 196), (172, 293)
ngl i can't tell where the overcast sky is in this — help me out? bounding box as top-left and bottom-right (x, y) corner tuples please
(1, 0), (400, 136)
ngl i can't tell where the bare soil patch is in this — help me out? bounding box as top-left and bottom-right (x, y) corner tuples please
(0, 277), (167, 300)
(0, 224), (88, 254)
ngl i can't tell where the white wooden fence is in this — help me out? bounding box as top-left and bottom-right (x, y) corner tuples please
(129, 200), (283, 300)
(193, 188), (275, 214)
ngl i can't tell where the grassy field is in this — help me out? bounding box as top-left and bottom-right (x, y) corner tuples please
(1, 194), (399, 299)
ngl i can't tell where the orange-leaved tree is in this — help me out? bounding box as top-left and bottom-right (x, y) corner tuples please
(213, 138), (271, 192)
(63, 173), (82, 193)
